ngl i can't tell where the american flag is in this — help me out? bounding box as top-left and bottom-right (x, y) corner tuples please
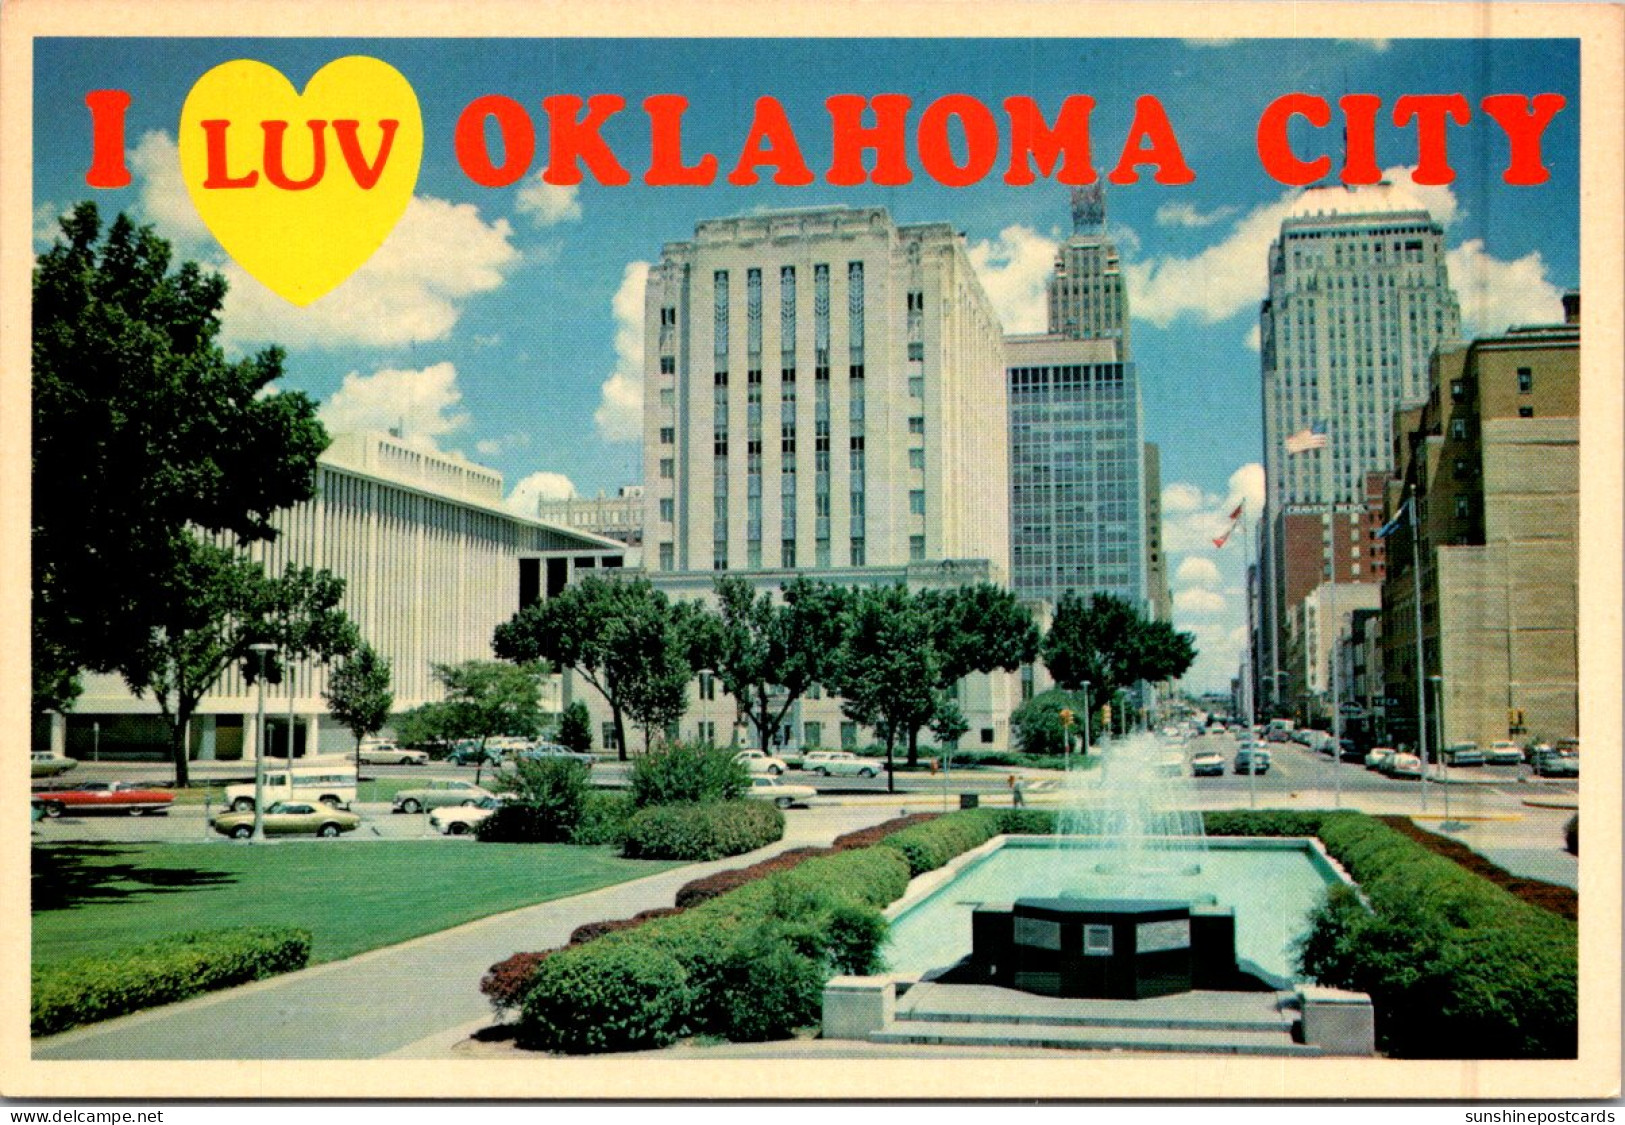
(1285, 420), (1329, 455)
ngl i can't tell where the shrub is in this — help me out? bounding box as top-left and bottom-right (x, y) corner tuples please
(570, 790), (635, 846)
(558, 700), (593, 755)
(710, 932), (828, 1042)
(674, 847), (834, 909)
(1203, 809), (1324, 839)
(1009, 688), (1090, 758)
(517, 939), (690, 1053)
(1564, 814), (1577, 856)
(995, 807), (1058, 835)
(621, 800), (783, 861)
(480, 949), (554, 1015)
(628, 740), (749, 808)
(825, 901), (890, 975)
(32, 927), (311, 1037)
(877, 807), (1006, 875)
(829, 813), (940, 850)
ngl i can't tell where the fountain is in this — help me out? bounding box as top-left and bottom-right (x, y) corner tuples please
(1054, 730), (1207, 880)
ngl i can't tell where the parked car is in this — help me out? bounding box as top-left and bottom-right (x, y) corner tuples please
(734, 750), (788, 776)
(801, 751), (883, 778)
(32, 781), (175, 818)
(1530, 748), (1579, 778)
(1441, 742), (1484, 767)
(448, 742), (505, 766)
(1386, 752), (1424, 779)
(212, 800), (361, 839)
(1233, 747), (1272, 775)
(1484, 741), (1525, 766)
(357, 742), (429, 766)
(1190, 751), (1226, 777)
(744, 776), (817, 809)
(31, 750), (78, 778)
(391, 779), (495, 813)
(1364, 747), (1398, 772)
(514, 744), (596, 768)
(428, 795), (506, 835)
(225, 761), (357, 811)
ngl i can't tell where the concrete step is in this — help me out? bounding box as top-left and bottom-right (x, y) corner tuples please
(895, 982), (1300, 1035)
(872, 1018), (1322, 1057)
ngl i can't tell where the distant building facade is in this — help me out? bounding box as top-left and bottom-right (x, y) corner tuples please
(536, 485), (645, 552)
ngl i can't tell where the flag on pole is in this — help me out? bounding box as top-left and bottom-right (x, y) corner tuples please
(1376, 496), (1413, 540)
(1213, 525), (1234, 549)
(1285, 419), (1329, 454)
(1228, 500), (1245, 521)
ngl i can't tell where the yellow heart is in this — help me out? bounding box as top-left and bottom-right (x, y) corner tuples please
(178, 57), (422, 307)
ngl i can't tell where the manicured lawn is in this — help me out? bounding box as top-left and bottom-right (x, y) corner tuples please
(33, 841), (678, 967)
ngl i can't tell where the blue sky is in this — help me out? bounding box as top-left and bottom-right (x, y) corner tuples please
(32, 37), (1580, 690)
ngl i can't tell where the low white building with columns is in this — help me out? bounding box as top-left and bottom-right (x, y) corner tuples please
(40, 432), (624, 762)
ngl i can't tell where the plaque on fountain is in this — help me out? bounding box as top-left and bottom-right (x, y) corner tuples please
(970, 897), (1234, 1000)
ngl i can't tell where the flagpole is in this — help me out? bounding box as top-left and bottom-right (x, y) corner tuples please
(1317, 431), (1343, 812)
(1409, 493), (1429, 813)
(1240, 507), (1257, 809)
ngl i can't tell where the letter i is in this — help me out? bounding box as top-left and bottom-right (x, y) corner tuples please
(85, 90), (133, 188)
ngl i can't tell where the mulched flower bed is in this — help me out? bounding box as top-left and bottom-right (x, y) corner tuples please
(1376, 814), (1577, 922)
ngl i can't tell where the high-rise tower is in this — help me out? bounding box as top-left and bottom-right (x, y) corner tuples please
(1046, 184), (1131, 356)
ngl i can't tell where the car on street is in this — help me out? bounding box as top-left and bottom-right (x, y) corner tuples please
(31, 751), (78, 778)
(744, 776), (817, 808)
(1529, 748), (1579, 778)
(211, 801), (362, 839)
(513, 744), (596, 768)
(448, 742), (504, 766)
(1232, 747), (1272, 775)
(1364, 747), (1398, 772)
(1484, 741), (1525, 766)
(225, 762), (358, 811)
(734, 750), (789, 776)
(1386, 752), (1424, 779)
(428, 795), (506, 835)
(801, 751), (884, 778)
(32, 781), (175, 817)
(357, 742), (429, 766)
(1442, 742), (1484, 767)
(1190, 751), (1226, 777)
(391, 779), (495, 813)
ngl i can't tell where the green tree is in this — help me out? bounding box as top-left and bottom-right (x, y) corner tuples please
(828, 586), (942, 791)
(709, 577), (851, 753)
(557, 700), (593, 755)
(494, 576), (705, 759)
(324, 642), (394, 775)
(118, 538), (355, 786)
(627, 741), (749, 808)
(32, 204), (328, 714)
(1041, 592), (1197, 725)
(391, 701), (457, 749)
(1010, 688), (1090, 758)
(427, 660), (546, 787)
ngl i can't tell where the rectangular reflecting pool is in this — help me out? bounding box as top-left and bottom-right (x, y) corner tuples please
(885, 836), (1345, 983)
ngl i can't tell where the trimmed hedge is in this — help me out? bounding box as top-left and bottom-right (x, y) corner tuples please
(1206, 809), (1577, 1059)
(32, 926), (311, 1037)
(621, 800), (783, 861)
(570, 791), (635, 846)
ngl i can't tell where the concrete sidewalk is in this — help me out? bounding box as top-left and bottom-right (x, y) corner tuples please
(33, 805), (901, 1061)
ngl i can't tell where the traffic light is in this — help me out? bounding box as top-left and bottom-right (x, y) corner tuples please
(1508, 708), (1525, 733)
(1102, 704), (1113, 725)
(1059, 709), (1075, 727)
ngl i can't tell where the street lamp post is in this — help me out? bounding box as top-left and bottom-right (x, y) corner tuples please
(1081, 681), (1092, 760)
(1429, 674), (1449, 826)
(249, 643), (276, 842)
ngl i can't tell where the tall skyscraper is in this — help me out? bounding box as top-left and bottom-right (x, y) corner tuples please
(643, 205), (1008, 578)
(1257, 182), (1462, 713)
(1007, 188), (1149, 612)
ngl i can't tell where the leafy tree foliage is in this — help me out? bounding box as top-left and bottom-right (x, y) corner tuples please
(32, 204), (328, 714)
(118, 540), (354, 786)
(558, 700), (593, 755)
(1041, 592), (1197, 709)
(424, 660), (546, 786)
(627, 741), (749, 808)
(494, 576), (709, 758)
(1010, 688), (1091, 758)
(324, 643), (394, 774)
(709, 577), (851, 753)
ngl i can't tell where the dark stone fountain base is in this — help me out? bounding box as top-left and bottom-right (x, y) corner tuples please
(968, 897), (1239, 1000)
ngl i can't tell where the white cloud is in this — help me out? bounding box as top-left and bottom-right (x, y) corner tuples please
(515, 180), (582, 226)
(319, 362), (471, 450)
(1174, 587), (1228, 616)
(1175, 557), (1222, 587)
(966, 225), (1059, 334)
(1161, 482), (1206, 515)
(33, 200), (68, 248)
(475, 433), (531, 458)
(1156, 202), (1237, 229)
(1180, 621), (1251, 694)
(130, 130), (211, 250)
(221, 196), (520, 349)
(1448, 239), (1566, 337)
(595, 261), (651, 443)
(506, 471), (577, 515)
(1161, 463), (1266, 555)
(1244, 323), (1262, 353)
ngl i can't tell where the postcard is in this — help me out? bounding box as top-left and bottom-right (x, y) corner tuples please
(2, 0), (1620, 1104)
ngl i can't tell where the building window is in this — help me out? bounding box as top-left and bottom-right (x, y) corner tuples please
(1449, 417), (1466, 440)
(696, 720), (716, 745)
(1455, 496), (1470, 519)
(803, 721), (823, 748)
(850, 538), (866, 566)
(909, 374), (924, 398)
(659, 458), (674, 479)
(908, 342), (924, 362)
(1453, 457), (1469, 479)
(1517, 367), (1533, 393)
(659, 426), (675, 445)
(659, 355), (676, 375)
(699, 671), (716, 701)
(658, 542), (674, 570)
(1450, 379), (1466, 404)
(1518, 405), (1534, 418)
(980, 727), (995, 745)
(659, 388), (675, 406)
(602, 723), (621, 752)
(781, 539), (796, 569)
(909, 416), (925, 435)
(909, 448), (925, 469)
(909, 490), (926, 515)
(909, 535), (926, 561)
(659, 498), (674, 522)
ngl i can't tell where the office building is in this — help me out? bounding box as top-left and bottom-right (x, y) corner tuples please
(536, 486), (645, 552)
(1257, 182), (1462, 715)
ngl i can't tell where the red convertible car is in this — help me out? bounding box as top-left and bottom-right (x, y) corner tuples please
(33, 782), (175, 817)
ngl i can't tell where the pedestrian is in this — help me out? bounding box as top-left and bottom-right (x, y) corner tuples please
(1009, 774), (1026, 808)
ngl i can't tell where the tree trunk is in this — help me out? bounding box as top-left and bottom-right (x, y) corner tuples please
(353, 734), (362, 790)
(612, 706), (629, 762)
(474, 738), (487, 788)
(885, 734), (896, 794)
(168, 714), (191, 788)
(907, 727), (920, 768)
